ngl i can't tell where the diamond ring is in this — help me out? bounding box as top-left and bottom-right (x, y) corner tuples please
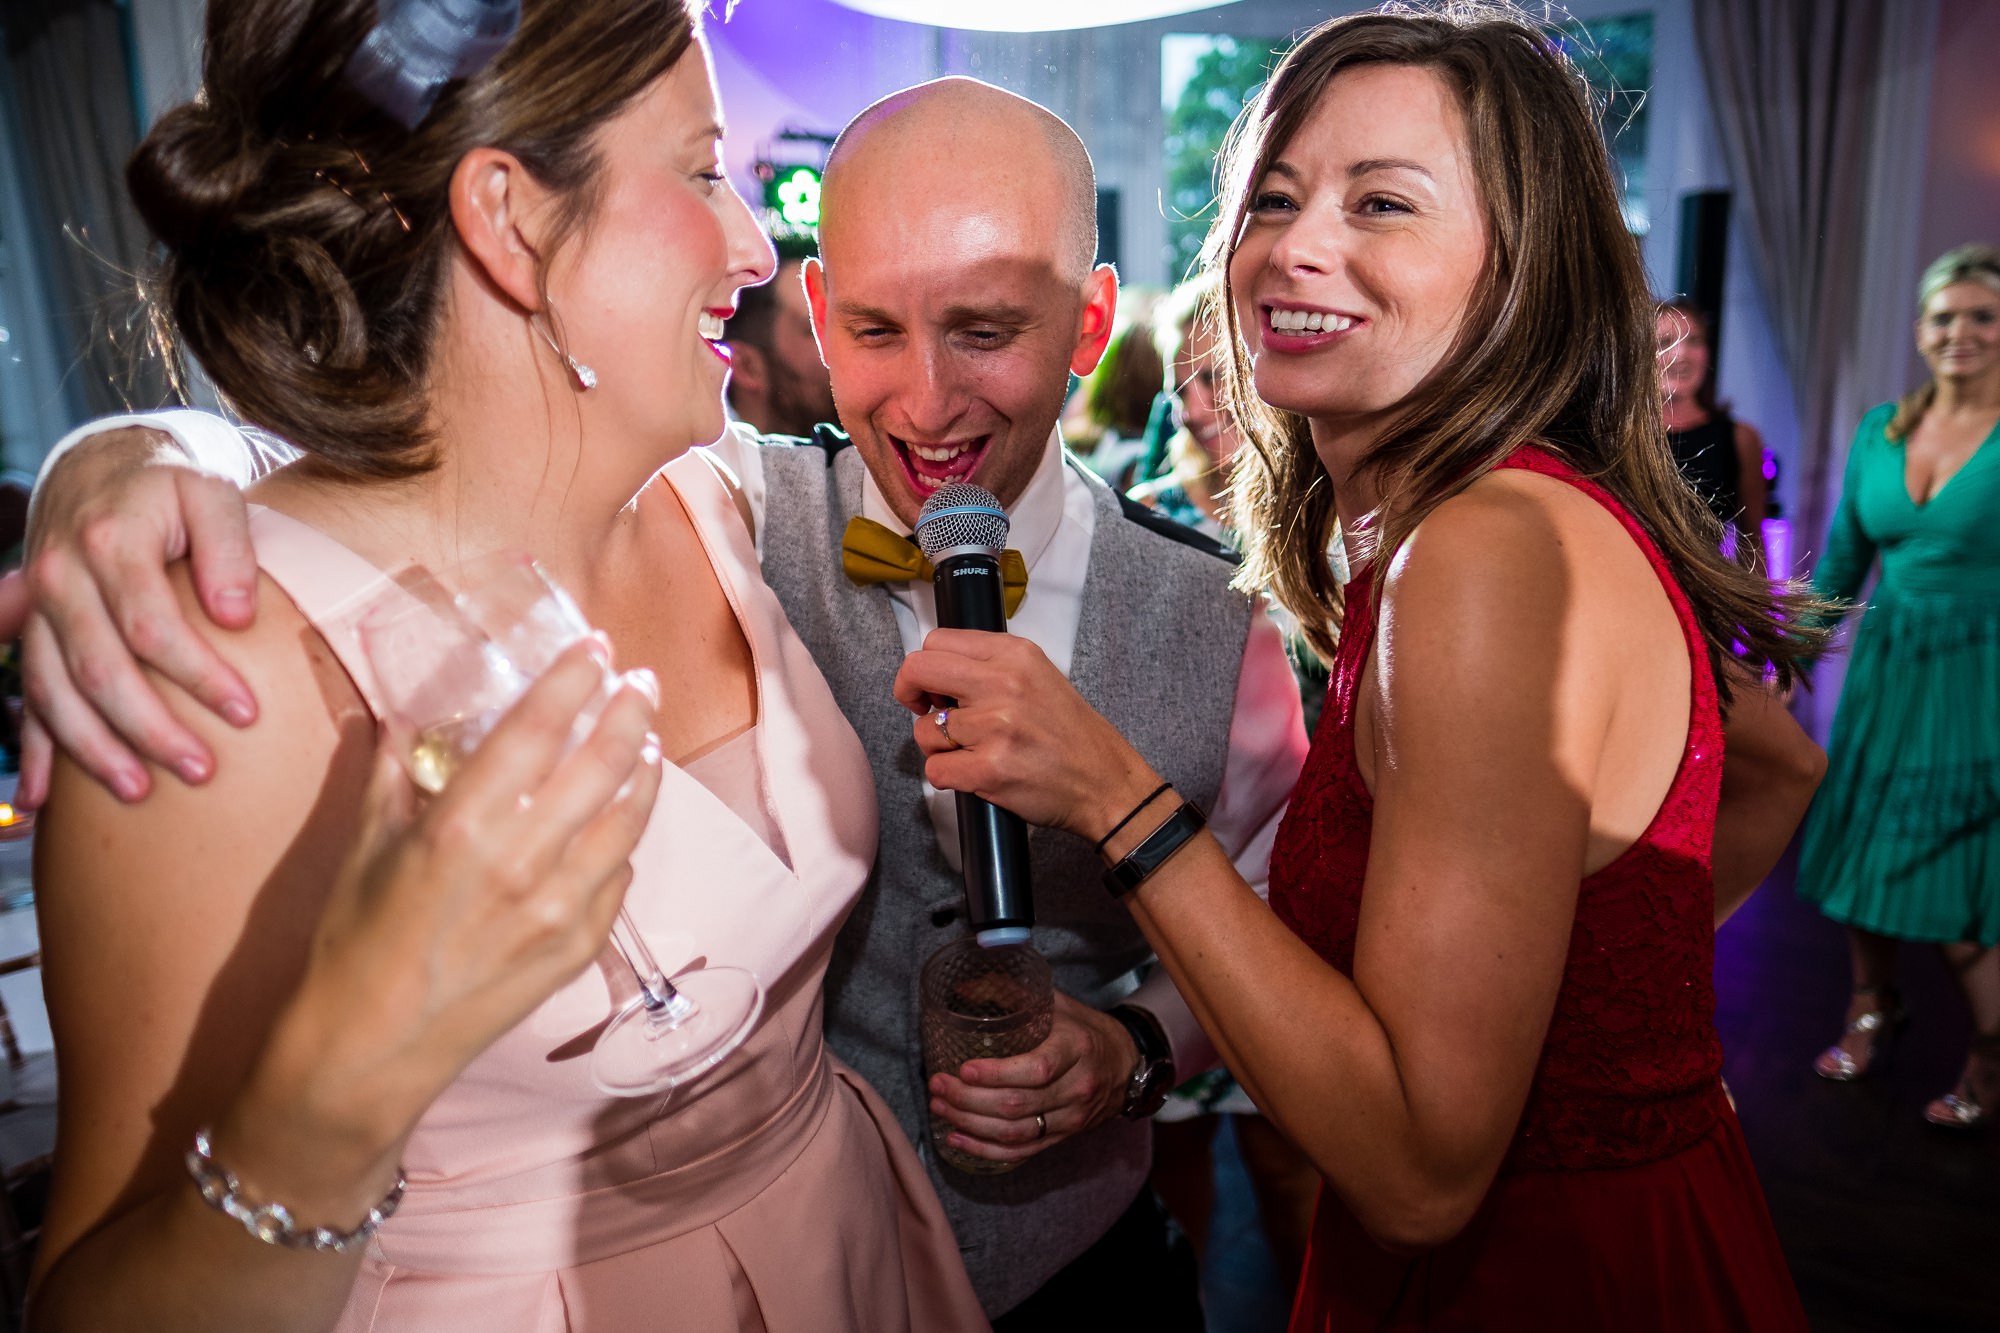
(933, 707), (960, 750)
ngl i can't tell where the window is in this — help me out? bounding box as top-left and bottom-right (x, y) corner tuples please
(1161, 33), (1278, 283)
(1560, 12), (1656, 236)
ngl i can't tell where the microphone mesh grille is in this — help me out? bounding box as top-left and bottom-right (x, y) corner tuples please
(915, 482), (1010, 559)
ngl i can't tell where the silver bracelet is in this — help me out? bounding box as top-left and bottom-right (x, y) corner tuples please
(186, 1126), (406, 1254)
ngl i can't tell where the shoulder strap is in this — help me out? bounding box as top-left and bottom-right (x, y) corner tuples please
(745, 422), (850, 466)
(808, 422), (852, 463)
(1115, 491), (1241, 565)
(244, 505), (402, 717)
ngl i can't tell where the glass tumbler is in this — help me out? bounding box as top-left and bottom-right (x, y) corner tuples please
(919, 937), (1055, 1175)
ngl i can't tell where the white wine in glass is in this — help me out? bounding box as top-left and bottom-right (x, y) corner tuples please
(357, 555), (763, 1097)
(408, 712), (499, 794)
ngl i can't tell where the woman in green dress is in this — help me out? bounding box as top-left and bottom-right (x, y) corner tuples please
(1803, 244), (2000, 1128)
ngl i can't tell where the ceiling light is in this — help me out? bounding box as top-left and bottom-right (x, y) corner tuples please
(825, 1), (1248, 33)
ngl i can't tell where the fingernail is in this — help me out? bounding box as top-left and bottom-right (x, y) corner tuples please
(112, 770), (147, 802)
(585, 634), (613, 668)
(640, 733), (662, 766)
(217, 586), (251, 610)
(626, 668), (660, 707)
(177, 754), (211, 783)
(221, 697), (255, 727)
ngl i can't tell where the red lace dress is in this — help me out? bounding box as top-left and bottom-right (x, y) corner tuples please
(1270, 449), (1807, 1332)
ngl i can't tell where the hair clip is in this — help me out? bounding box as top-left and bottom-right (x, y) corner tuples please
(309, 137), (413, 233)
(343, 0), (521, 130)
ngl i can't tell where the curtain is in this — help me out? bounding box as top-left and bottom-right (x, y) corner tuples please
(1691, 0), (1932, 551)
(3, 0), (168, 418)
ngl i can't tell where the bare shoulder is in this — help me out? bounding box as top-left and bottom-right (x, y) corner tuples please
(34, 561), (374, 1259)
(1381, 465), (1608, 634)
(1371, 462), (1668, 732)
(37, 556), (373, 1036)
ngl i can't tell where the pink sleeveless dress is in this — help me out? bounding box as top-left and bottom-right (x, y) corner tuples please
(245, 449), (989, 1332)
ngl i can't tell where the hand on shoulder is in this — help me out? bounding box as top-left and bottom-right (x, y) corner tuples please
(20, 424), (261, 806)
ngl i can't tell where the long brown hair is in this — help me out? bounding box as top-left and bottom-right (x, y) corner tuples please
(1209, 3), (1826, 690)
(1886, 243), (2000, 441)
(128, 0), (699, 480)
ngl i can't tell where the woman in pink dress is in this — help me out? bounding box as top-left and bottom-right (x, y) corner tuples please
(892, 8), (1826, 1330)
(27, 1), (985, 1329)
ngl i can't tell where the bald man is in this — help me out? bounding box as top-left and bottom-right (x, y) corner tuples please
(23, 78), (1306, 1327)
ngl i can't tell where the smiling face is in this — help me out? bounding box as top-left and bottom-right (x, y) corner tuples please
(551, 42), (774, 450)
(1917, 279), (2000, 386)
(805, 80), (1114, 528)
(1173, 318), (1244, 471)
(1227, 62), (1487, 455)
(1655, 307), (1710, 409)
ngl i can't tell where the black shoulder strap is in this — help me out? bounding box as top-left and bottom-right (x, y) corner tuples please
(750, 422), (850, 464)
(809, 422), (852, 463)
(1116, 493), (1240, 565)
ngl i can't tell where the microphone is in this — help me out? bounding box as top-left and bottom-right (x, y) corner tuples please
(915, 482), (1034, 948)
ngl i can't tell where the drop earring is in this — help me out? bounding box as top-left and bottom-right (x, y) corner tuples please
(533, 311), (598, 391)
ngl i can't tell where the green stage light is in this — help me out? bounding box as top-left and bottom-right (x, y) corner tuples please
(766, 165), (822, 230)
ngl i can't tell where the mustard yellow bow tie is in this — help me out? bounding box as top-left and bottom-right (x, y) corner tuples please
(840, 516), (1028, 617)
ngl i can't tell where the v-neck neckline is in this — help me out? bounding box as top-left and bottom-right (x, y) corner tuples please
(248, 459), (792, 878)
(1903, 412), (2000, 509)
(655, 454), (790, 873)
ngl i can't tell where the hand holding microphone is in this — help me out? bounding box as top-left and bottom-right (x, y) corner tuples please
(898, 488), (1168, 860)
(905, 488), (1184, 1167)
(914, 482), (1035, 947)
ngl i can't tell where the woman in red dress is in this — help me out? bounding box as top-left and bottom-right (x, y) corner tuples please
(894, 9), (1826, 1330)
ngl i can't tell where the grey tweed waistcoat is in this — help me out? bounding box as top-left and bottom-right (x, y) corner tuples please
(759, 439), (1252, 1316)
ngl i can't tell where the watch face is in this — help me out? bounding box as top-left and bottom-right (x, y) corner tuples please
(1126, 1057), (1173, 1117)
(1111, 1005), (1174, 1118)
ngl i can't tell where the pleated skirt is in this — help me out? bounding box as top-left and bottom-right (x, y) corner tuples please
(1798, 586), (2000, 944)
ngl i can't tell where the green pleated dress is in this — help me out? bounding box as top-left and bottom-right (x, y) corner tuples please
(1798, 402), (2000, 944)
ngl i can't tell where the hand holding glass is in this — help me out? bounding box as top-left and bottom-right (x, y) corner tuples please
(919, 937), (1055, 1173)
(357, 555), (761, 1097)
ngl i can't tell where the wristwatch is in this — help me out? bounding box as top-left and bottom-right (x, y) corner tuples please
(1107, 1004), (1176, 1119)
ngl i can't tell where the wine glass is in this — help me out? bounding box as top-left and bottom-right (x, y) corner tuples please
(355, 554), (763, 1097)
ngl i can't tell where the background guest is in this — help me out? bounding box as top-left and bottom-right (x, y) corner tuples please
(1800, 243), (2000, 1130)
(1067, 304), (1164, 490)
(1136, 278), (1317, 1281)
(1656, 297), (1768, 560)
(724, 232), (838, 438)
(1131, 276), (1243, 541)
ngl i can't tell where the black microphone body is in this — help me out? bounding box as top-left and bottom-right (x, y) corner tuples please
(916, 485), (1034, 947)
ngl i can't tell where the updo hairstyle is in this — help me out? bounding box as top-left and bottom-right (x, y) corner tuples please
(128, 0), (697, 479)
